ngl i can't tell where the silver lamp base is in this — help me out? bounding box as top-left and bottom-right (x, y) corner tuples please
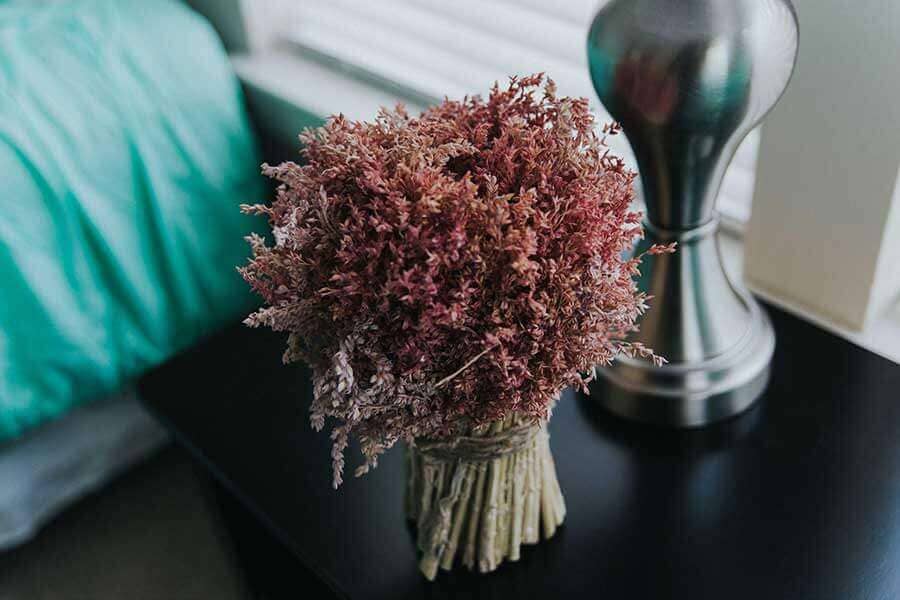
(589, 295), (775, 427)
(585, 0), (797, 428)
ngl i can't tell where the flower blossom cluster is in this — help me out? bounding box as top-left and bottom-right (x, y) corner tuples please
(240, 75), (671, 486)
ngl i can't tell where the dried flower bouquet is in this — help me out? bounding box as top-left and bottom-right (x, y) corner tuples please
(240, 75), (670, 580)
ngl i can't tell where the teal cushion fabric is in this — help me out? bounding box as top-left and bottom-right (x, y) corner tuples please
(0, 0), (265, 440)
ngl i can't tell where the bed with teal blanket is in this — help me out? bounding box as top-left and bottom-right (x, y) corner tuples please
(0, 0), (265, 545)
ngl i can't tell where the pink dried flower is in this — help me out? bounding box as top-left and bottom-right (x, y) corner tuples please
(240, 75), (671, 487)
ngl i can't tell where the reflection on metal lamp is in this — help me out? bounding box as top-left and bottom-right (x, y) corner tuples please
(586, 0), (799, 426)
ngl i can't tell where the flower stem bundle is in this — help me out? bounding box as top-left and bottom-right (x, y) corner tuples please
(408, 416), (564, 580)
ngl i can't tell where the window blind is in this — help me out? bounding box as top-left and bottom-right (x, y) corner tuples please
(248, 0), (759, 227)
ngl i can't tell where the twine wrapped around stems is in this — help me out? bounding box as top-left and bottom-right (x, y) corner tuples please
(407, 416), (566, 580)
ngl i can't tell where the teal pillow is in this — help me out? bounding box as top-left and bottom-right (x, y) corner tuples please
(0, 0), (265, 440)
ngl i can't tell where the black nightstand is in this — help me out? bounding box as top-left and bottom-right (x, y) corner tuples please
(139, 303), (900, 599)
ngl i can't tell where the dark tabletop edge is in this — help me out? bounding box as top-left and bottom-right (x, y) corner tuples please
(138, 399), (352, 600)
